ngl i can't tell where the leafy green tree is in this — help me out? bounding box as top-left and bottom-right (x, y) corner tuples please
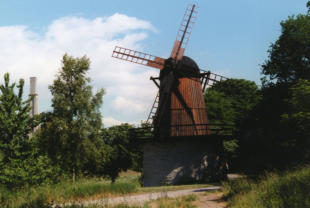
(0, 73), (33, 187)
(249, 2), (310, 170)
(205, 79), (261, 128)
(102, 123), (140, 182)
(262, 10), (310, 84)
(280, 79), (310, 161)
(39, 54), (105, 180)
(204, 90), (235, 126)
(287, 79), (310, 112)
(0, 73), (34, 151)
(249, 79), (310, 170)
(0, 73), (57, 188)
(204, 79), (261, 168)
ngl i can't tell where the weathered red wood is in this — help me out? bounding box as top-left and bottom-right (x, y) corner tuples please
(112, 46), (165, 70)
(170, 41), (185, 61)
(169, 76), (208, 137)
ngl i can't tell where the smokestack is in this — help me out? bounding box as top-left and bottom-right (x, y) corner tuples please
(29, 77), (38, 117)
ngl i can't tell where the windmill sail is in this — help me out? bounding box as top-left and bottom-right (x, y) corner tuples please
(112, 46), (165, 69)
(170, 3), (199, 60)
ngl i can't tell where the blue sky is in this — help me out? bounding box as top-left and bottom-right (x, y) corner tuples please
(0, 0), (308, 126)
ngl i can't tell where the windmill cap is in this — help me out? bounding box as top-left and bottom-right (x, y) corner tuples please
(178, 56), (200, 76)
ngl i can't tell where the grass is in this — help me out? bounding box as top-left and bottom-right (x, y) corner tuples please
(0, 171), (212, 208)
(0, 173), (139, 208)
(222, 165), (310, 208)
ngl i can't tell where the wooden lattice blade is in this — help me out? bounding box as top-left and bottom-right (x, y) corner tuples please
(112, 46), (165, 70)
(170, 41), (185, 61)
(170, 3), (198, 61)
(199, 70), (229, 91)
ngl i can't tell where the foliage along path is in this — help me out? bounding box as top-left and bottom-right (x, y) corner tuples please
(55, 186), (226, 207)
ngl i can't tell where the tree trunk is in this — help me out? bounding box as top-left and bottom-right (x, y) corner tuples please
(72, 167), (76, 182)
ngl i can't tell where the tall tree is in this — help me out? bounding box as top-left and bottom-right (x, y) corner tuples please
(0, 73), (57, 188)
(0, 73), (33, 187)
(101, 123), (137, 182)
(205, 79), (260, 128)
(262, 6), (310, 84)
(39, 54), (105, 180)
(0, 73), (34, 150)
(280, 79), (310, 161)
(204, 79), (261, 168)
(245, 2), (310, 171)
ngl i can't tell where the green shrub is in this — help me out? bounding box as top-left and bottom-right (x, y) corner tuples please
(222, 177), (254, 199)
(223, 166), (310, 208)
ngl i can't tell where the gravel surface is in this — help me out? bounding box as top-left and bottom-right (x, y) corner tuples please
(55, 186), (221, 207)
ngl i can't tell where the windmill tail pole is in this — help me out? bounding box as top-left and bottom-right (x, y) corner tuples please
(29, 77), (38, 117)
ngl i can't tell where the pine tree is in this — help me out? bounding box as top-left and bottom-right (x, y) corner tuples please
(0, 73), (36, 187)
(39, 54), (105, 180)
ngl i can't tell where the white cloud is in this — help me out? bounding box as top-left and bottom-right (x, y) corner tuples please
(0, 13), (159, 123)
(102, 116), (139, 128)
(102, 117), (123, 127)
(112, 96), (146, 114)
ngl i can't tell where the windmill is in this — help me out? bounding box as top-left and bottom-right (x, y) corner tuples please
(112, 4), (227, 138)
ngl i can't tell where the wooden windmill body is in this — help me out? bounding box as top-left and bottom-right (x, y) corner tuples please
(112, 4), (226, 138)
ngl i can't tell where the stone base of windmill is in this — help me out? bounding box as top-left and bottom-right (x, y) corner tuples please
(142, 136), (227, 187)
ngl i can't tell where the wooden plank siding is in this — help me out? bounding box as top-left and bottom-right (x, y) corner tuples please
(170, 76), (209, 137)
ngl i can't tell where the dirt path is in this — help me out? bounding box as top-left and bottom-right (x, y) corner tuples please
(194, 192), (227, 208)
(55, 186), (226, 207)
